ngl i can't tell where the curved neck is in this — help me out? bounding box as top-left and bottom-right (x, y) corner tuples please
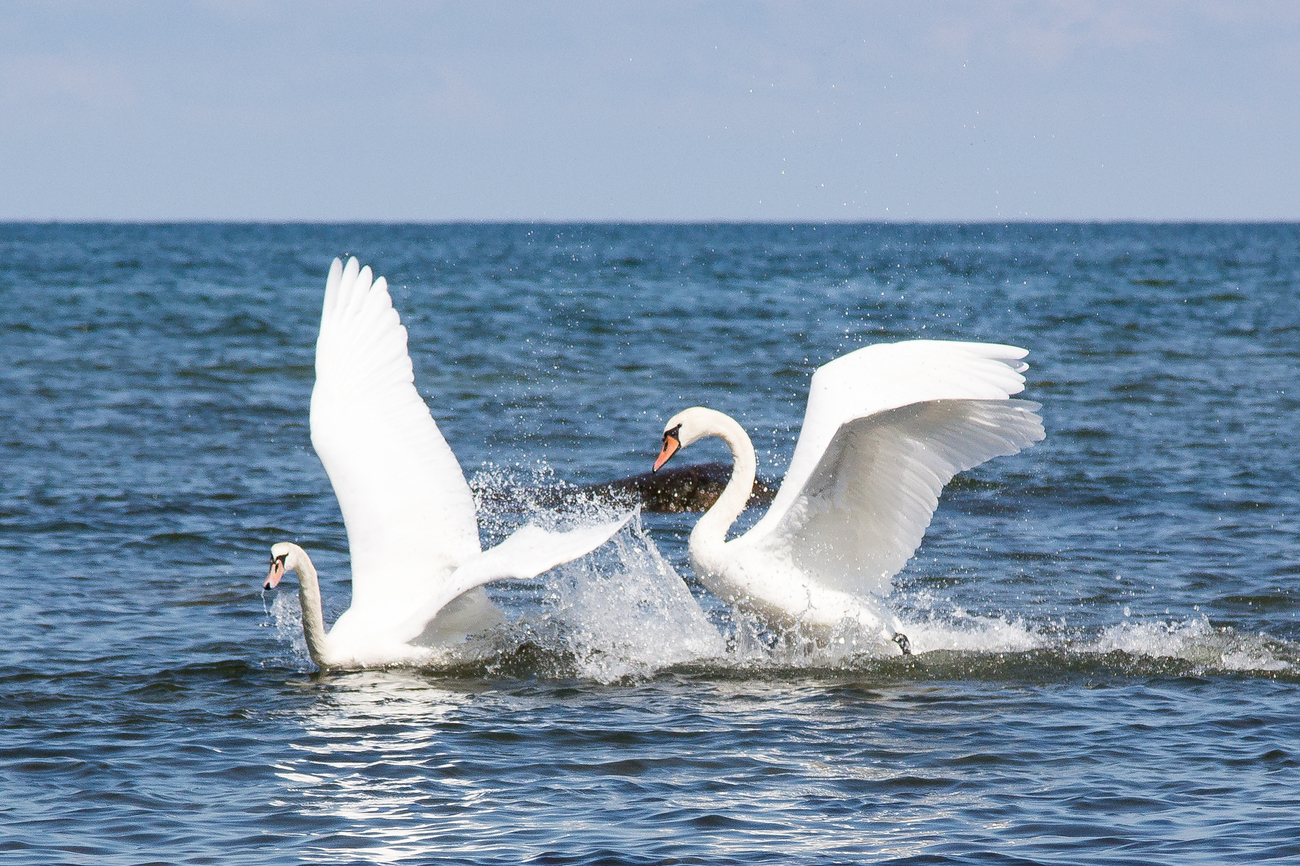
(288, 546), (330, 667)
(690, 411), (757, 564)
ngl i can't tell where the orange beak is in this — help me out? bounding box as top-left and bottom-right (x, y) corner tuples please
(264, 557), (285, 591)
(653, 431), (680, 472)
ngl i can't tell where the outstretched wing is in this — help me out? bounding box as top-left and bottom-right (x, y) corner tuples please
(772, 399), (1043, 597)
(746, 341), (1044, 597)
(310, 257), (481, 614)
(392, 511), (636, 645)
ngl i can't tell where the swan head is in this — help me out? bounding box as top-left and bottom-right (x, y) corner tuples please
(264, 541), (305, 590)
(653, 407), (731, 472)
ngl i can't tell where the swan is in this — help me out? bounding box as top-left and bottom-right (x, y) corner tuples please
(264, 257), (632, 668)
(652, 339), (1044, 652)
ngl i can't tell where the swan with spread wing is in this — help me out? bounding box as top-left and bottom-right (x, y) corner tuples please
(652, 340), (1044, 652)
(264, 258), (631, 668)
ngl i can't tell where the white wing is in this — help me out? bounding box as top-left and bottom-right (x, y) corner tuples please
(745, 341), (1044, 596)
(310, 257), (481, 615)
(769, 399), (1043, 597)
(393, 511), (636, 645)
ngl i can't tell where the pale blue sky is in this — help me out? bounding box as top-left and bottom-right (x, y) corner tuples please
(2, 1), (1297, 221)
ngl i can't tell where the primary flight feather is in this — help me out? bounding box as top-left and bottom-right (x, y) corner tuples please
(264, 258), (631, 668)
(652, 340), (1044, 652)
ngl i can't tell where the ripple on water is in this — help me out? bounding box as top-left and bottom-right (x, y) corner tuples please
(4, 223), (1300, 864)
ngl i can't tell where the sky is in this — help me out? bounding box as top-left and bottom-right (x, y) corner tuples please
(2, 1), (1298, 222)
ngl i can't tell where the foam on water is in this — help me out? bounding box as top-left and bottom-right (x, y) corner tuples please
(266, 477), (1299, 682)
(528, 516), (727, 681)
(892, 606), (1045, 655)
(1085, 617), (1296, 673)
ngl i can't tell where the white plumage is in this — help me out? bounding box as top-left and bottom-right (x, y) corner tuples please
(653, 340), (1044, 649)
(265, 258), (631, 668)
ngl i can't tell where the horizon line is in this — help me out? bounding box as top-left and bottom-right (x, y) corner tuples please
(3, 217), (1299, 227)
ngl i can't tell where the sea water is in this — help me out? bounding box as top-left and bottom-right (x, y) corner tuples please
(2, 223), (1298, 864)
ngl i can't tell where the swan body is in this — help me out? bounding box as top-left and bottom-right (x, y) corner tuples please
(265, 257), (631, 668)
(653, 340), (1045, 649)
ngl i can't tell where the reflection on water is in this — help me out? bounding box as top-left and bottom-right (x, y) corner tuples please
(277, 672), (475, 864)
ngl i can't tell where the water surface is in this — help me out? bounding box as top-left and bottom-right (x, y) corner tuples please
(2, 223), (1298, 864)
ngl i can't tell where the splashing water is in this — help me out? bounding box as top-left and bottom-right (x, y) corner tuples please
(530, 516), (727, 681)
(268, 468), (1299, 682)
(267, 590), (309, 664)
(264, 463), (1300, 680)
(1087, 617), (1295, 673)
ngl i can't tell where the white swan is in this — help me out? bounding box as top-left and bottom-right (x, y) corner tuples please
(652, 340), (1045, 651)
(264, 257), (632, 668)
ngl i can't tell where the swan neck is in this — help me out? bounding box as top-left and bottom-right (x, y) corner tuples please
(291, 547), (330, 667)
(691, 413), (757, 554)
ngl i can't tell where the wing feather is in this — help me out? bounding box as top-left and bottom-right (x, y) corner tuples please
(309, 257), (480, 615)
(762, 399), (1043, 597)
(391, 512), (636, 645)
(743, 340), (1043, 598)
(762, 341), (1031, 528)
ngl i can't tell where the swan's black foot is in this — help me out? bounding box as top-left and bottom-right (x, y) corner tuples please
(892, 632), (912, 656)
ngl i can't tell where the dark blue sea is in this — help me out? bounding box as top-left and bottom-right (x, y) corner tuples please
(3, 223), (1298, 864)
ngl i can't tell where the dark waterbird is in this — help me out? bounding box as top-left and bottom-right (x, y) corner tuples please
(577, 462), (777, 513)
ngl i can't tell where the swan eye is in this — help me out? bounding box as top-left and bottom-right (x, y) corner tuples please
(664, 424), (682, 443)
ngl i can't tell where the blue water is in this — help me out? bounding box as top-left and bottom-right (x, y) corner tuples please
(2, 223), (1299, 864)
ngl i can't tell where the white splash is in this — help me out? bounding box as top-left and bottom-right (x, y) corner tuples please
(268, 589), (310, 664)
(267, 464), (1298, 680)
(539, 514), (727, 681)
(1086, 616), (1294, 673)
(892, 607), (1046, 655)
